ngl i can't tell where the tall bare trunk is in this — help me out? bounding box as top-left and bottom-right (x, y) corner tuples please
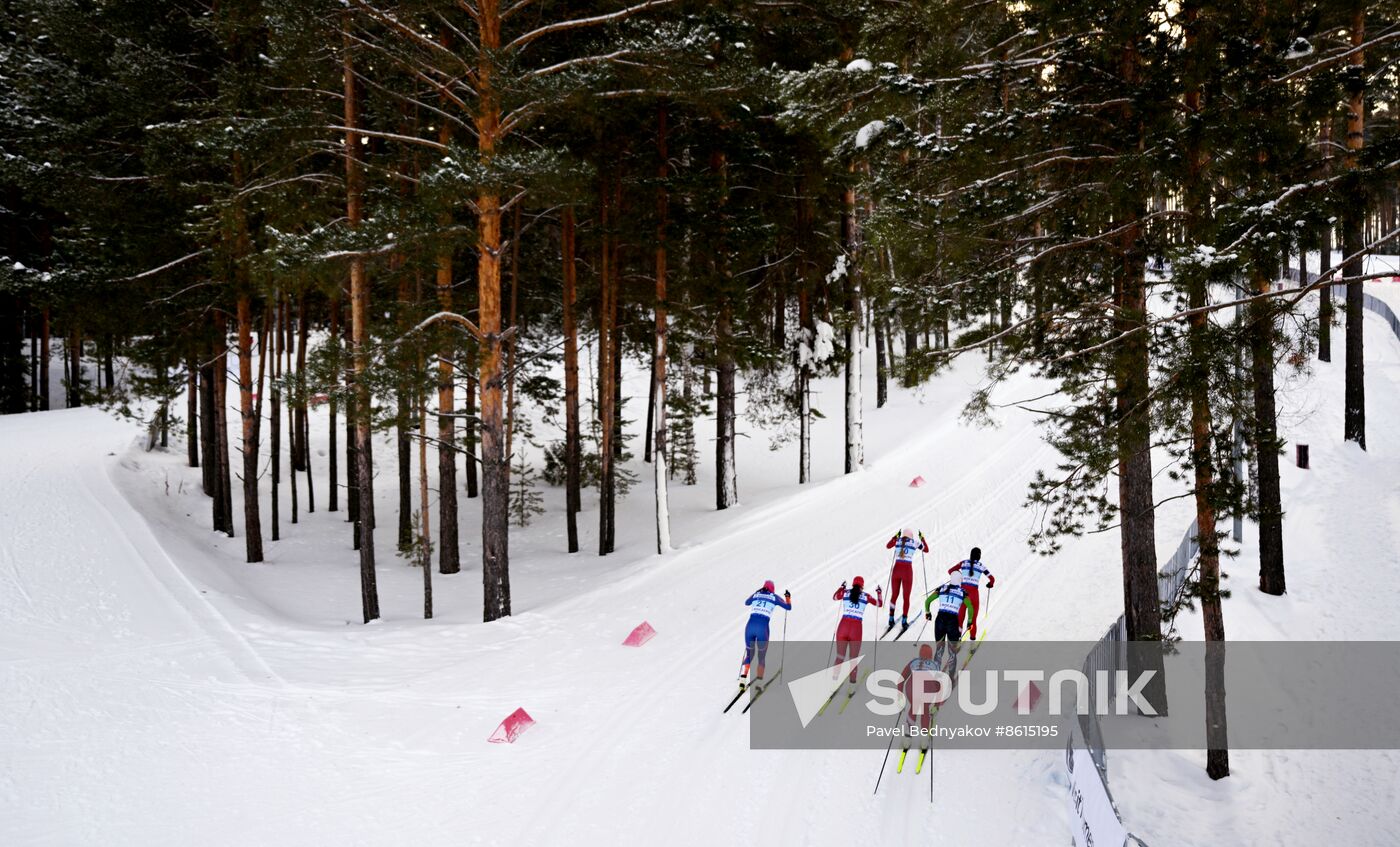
(187, 349), (199, 468)
(397, 275), (414, 552)
(1343, 8), (1367, 449)
(798, 285), (812, 485)
(200, 347), (218, 497)
(214, 313), (235, 537)
(237, 300), (264, 562)
(270, 298), (282, 542)
(1318, 123), (1333, 363)
(598, 176), (617, 554)
(562, 207), (582, 554)
(436, 122), (461, 574)
(39, 307), (49, 411)
(716, 302), (737, 510)
(653, 105), (672, 553)
(477, 1), (511, 620)
(464, 348), (479, 498)
(1114, 39), (1163, 715)
(288, 305), (299, 528)
(297, 295), (314, 513)
(1251, 261), (1286, 595)
(842, 181), (863, 474)
(344, 16), (378, 622)
(328, 298), (340, 512)
(1183, 9), (1228, 774)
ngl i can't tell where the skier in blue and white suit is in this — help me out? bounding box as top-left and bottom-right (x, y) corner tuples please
(740, 580), (791, 685)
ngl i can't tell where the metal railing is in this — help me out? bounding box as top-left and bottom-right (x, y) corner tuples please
(1285, 267), (1400, 344)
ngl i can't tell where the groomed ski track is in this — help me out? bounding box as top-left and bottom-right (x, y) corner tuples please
(11, 291), (1400, 845)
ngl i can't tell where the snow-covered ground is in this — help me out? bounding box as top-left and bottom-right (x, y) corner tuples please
(3, 274), (1399, 845)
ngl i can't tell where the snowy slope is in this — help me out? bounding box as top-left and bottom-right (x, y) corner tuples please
(3, 279), (1398, 845)
(1113, 280), (1400, 847)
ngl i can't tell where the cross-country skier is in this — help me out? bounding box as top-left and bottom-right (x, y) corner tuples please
(923, 578), (966, 672)
(885, 528), (929, 632)
(899, 643), (942, 759)
(832, 576), (882, 686)
(740, 580), (791, 685)
(946, 546), (995, 640)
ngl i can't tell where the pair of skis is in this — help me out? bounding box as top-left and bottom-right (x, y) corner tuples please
(722, 670), (783, 714)
(811, 667), (871, 719)
(895, 745), (929, 775)
(879, 618), (914, 641)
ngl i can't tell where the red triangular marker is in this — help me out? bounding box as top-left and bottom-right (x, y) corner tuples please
(488, 708), (535, 744)
(909, 476), (926, 488)
(1013, 681), (1042, 714)
(623, 621), (656, 647)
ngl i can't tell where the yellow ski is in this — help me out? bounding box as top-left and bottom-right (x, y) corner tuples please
(896, 748), (908, 773)
(915, 748), (928, 775)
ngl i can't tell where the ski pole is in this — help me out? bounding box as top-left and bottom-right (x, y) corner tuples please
(779, 604), (789, 678)
(872, 664), (912, 794)
(872, 709), (901, 794)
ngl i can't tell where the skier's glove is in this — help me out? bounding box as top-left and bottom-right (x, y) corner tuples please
(987, 577), (996, 588)
(926, 612), (933, 621)
(784, 590), (791, 600)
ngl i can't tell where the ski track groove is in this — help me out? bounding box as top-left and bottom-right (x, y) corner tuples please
(519, 414), (1056, 841)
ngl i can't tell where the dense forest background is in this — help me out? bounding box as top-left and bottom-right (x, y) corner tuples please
(3, 5), (1399, 777)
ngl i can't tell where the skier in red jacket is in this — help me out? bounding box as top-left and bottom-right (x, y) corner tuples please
(885, 527), (929, 631)
(831, 576), (882, 684)
(946, 546), (995, 640)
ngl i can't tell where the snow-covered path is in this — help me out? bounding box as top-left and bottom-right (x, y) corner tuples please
(1, 359), (1104, 846)
(5, 284), (1399, 844)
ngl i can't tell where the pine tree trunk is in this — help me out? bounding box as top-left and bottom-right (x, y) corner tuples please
(562, 207), (582, 554)
(214, 315), (235, 537)
(476, 2), (511, 620)
(200, 350), (217, 498)
(464, 348), (479, 498)
(842, 184), (863, 474)
(436, 247), (460, 574)
(873, 295), (887, 409)
(598, 177), (617, 554)
(104, 335), (115, 393)
(1318, 122), (1333, 363)
(798, 285), (812, 486)
(39, 307), (49, 411)
(297, 295), (313, 513)
(418, 341), (433, 619)
(644, 347), (656, 463)
(653, 105), (671, 553)
(270, 299), (282, 542)
(68, 325), (82, 408)
(344, 289), (359, 541)
(187, 351), (199, 468)
(1319, 223), (1332, 362)
(1112, 42), (1164, 717)
(716, 300), (738, 511)
(286, 297), (299, 525)
(397, 277), (414, 553)
(1182, 19), (1228, 774)
(1343, 9), (1366, 449)
(344, 16), (378, 622)
(1250, 261), (1286, 596)
(237, 296), (264, 562)
(328, 297), (340, 512)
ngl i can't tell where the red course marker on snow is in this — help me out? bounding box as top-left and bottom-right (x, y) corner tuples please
(1013, 681), (1042, 714)
(622, 621), (656, 647)
(488, 708), (535, 744)
(908, 475), (926, 488)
